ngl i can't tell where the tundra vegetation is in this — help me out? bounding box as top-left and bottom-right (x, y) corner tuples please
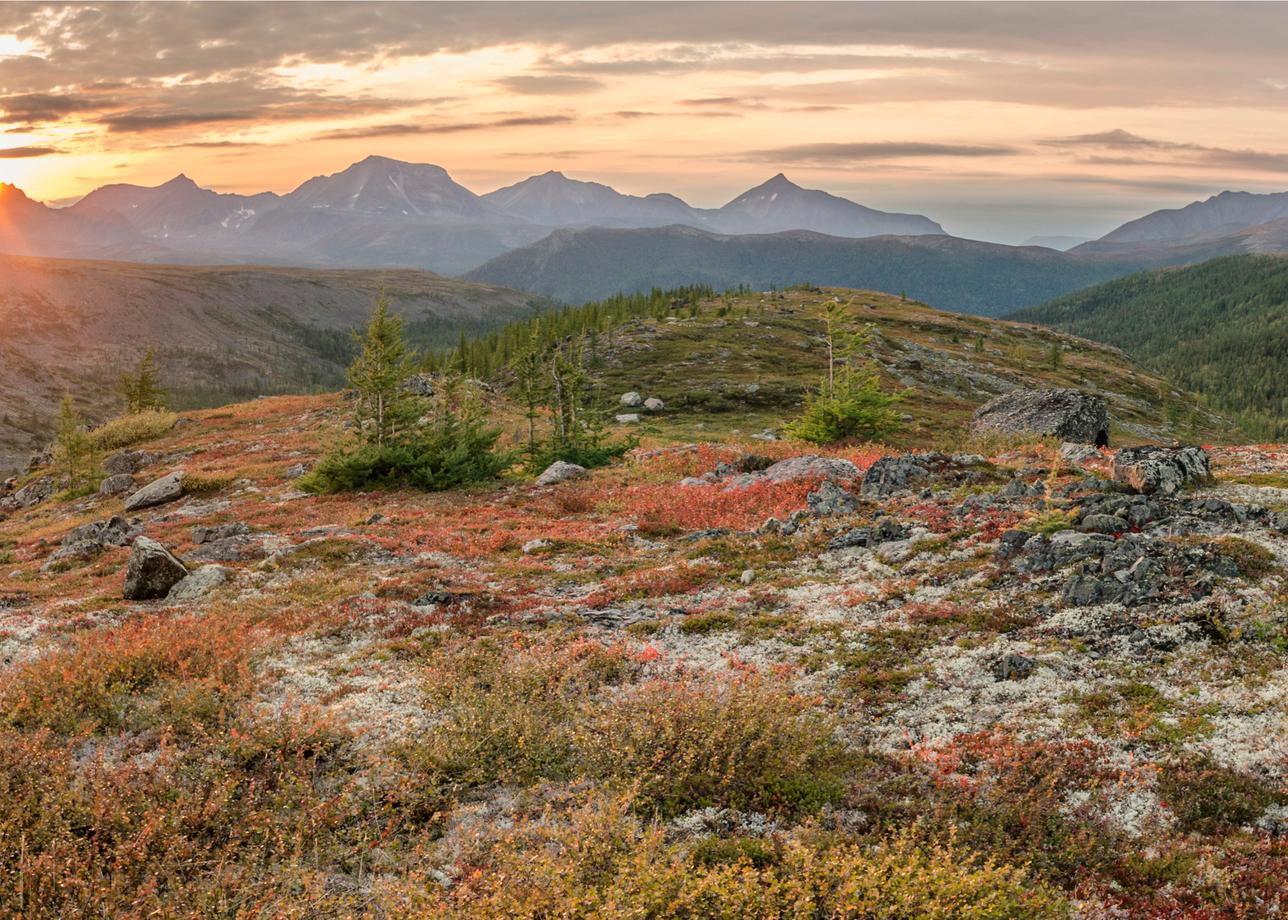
(0, 287), (1279, 919)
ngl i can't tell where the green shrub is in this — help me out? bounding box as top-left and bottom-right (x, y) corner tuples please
(785, 368), (902, 445)
(300, 412), (510, 494)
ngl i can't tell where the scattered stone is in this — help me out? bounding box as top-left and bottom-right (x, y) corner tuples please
(522, 539), (550, 555)
(728, 455), (860, 489)
(285, 462), (310, 479)
(619, 392), (643, 407)
(615, 413), (641, 424)
(123, 536), (189, 600)
(100, 473), (136, 496)
(167, 564), (230, 602)
(971, 388), (1109, 445)
(739, 569), (756, 586)
(643, 397), (665, 412)
(1113, 446), (1210, 496)
(1255, 804), (1288, 838)
(535, 461), (588, 487)
(807, 480), (859, 516)
(123, 470), (186, 512)
(192, 521), (251, 545)
(1080, 513), (1128, 534)
(990, 653), (1036, 681)
(860, 456), (929, 497)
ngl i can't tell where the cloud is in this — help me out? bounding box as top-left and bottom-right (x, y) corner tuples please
(315, 114), (574, 140)
(493, 74), (604, 95)
(0, 144), (58, 157)
(744, 141), (1019, 164)
(1043, 128), (1288, 173)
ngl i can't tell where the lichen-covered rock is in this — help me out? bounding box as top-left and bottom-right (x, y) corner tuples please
(806, 480), (858, 516)
(123, 470), (186, 511)
(123, 536), (189, 600)
(192, 521), (251, 545)
(100, 473), (136, 496)
(400, 373), (436, 397)
(535, 461), (588, 487)
(761, 455), (859, 484)
(619, 392), (643, 407)
(11, 476), (53, 509)
(167, 564), (230, 602)
(643, 397), (665, 412)
(860, 456), (931, 497)
(103, 449), (160, 476)
(615, 413), (641, 424)
(1113, 446), (1210, 496)
(972, 388), (1109, 445)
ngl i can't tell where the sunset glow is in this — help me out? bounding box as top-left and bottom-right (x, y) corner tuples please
(1, 2), (1287, 240)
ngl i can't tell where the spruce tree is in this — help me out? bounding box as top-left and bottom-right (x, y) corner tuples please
(118, 348), (168, 413)
(54, 393), (97, 492)
(348, 293), (416, 448)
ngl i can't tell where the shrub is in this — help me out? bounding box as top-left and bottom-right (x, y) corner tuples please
(784, 367), (903, 445)
(410, 801), (1067, 919)
(300, 412), (510, 494)
(90, 409), (179, 451)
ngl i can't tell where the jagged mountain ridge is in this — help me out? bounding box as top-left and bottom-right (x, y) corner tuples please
(1086, 189), (1288, 247)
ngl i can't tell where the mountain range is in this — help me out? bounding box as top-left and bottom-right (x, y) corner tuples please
(0, 158), (945, 275)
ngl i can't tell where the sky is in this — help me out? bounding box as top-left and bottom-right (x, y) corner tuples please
(1, 1), (1286, 243)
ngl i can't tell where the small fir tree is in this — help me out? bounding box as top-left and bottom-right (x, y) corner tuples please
(54, 393), (98, 492)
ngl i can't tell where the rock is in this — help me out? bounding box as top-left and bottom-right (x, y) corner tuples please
(123, 471), (185, 512)
(619, 391), (643, 407)
(807, 480), (858, 516)
(1112, 446), (1210, 496)
(123, 536), (189, 600)
(166, 564), (229, 602)
(11, 476), (53, 509)
(739, 569), (756, 586)
(996, 529), (1032, 559)
(990, 653), (1036, 681)
(1255, 804), (1288, 838)
(100, 473), (136, 496)
(1060, 442), (1102, 465)
(285, 462), (310, 479)
(400, 373), (436, 397)
(103, 449), (160, 476)
(971, 388), (1109, 445)
(615, 413), (641, 424)
(64, 516), (133, 549)
(860, 456), (928, 497)
(1079, 513), (1128, 534)
(521, 539), (550, 555)
(535, 461), (588, 487)
(760, 455), (859, 484)
(187, 534), (274, 563)
(643, 397), (665, 412)
(1063, 574), (1123, 607)
(828, 528), (870, 551)
(192, 522), (251, 544)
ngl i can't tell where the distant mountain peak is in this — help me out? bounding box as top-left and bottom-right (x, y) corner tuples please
(163, 173), (198, 188)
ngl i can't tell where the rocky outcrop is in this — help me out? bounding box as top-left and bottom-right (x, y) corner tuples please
(860, 452), (1000, 497)
(123, 536), (189, 600)
(725, 456), (860, 491)
(103, 449), (160, 477)
(123, 471), (185, 512)
(1113, 446), (1210, 496)
(10, 476), (53, 509)
(971, 388), (1108, 445)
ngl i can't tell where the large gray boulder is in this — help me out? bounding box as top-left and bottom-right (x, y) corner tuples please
(100, 473), (136, 496)
(103, 449), (160, 477)
(123, 536), (189, 600)
(123, 471), (185, 512)
(971, 388), (1108, 445)
(724, 455), (861, 490)
(11, 476), (53, 509)
(535, 461), (588, 487)
(1113, 446), (1210, 496)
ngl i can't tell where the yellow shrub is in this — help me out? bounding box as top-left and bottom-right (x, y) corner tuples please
(90, 409), (179, 451)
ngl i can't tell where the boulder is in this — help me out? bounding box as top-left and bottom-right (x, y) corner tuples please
(1060, 442), (1102, 465)
(760, 455), (859, 484)
(123, 536), (189, 600)
(807, 480), (858, 516)
(100, 473), (136, 496)
(643, 397), (665, 412)
(1113, 446), (1210, 496)
(192, 521), (251, 545)
(535, 461), (588, 487)
(990, 653), (1036, 681)
(11, 476), (53, 509)
(166, 564), (230, 602)
(619, 392), (643, 408)
(860, 456), (929, 497)
(971, 388), (1108, 445)
(615, 413), (641, 424)
(103, 449), (160, 476)
(123, 471), (185, 512)
(400, 373), (436, 397)
(63, 516), (133, 549)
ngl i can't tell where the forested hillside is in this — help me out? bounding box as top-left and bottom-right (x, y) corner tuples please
(1012, 255), (1288, 437)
